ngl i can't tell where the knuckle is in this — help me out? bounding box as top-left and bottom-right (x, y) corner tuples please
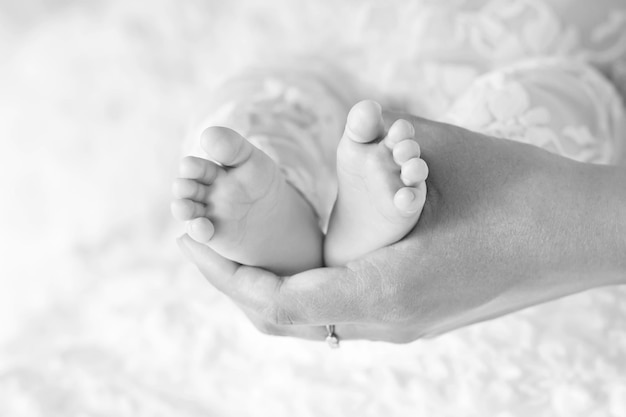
(267, 279), (302, 326)
(266, 303), (296, 327)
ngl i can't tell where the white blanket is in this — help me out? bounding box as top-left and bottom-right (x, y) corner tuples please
(1, 0), (625, 415)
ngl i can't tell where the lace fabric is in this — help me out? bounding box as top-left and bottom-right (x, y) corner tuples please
(378, 0), (626, 137)
(443, 58), (626, 164)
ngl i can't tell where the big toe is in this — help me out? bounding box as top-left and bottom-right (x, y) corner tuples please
(200, 126), (253, 167)
(344, 100), (385, 144)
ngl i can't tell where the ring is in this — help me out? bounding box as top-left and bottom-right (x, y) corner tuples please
(325, 324), (340, 349)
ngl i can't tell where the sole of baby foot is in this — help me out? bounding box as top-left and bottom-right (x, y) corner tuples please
(171, 126), (323, 275)
(324, 100), (428, 267)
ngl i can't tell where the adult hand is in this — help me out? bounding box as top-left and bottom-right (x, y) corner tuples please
(177, 113), (626, 343)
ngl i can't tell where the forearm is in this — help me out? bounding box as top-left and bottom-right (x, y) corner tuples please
(506, 151), (626, 300)
(563, 161), (626, 285)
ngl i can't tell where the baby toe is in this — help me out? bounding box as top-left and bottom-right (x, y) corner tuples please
(393, 185), (426, 215)
(344, 100), (384, 144)
(171, 199), (207, 221)
(172, 178), (209, 202)
(201, 127), (252, 167)
(385, 119), (415, 149)
(179, 156), (220, 184)
(400, 158), (428, 186)
(186, 217), (215, 243)
(392, 139), (421, 165)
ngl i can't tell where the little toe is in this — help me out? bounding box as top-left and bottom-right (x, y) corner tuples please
(172, 178), (209, 202)
(393, 185), (426, 215)
(400, 158), (429, 186)
(385, 119), (415, 149)
(344, 100), (385, 144)
(201, 126), (253, 167)
(179, 156), (220, 184)
(171, 199), (207, 221)
(392, 139), (421, 165)
(186, 217), (215, 243)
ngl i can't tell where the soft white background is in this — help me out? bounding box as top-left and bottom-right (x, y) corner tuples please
(1, 0), (625, 415)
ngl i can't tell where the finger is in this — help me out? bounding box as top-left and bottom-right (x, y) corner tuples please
(238, 304), (329, 341)
(178, 234), (369, 326)
(177, 234), (239, 283)
(177, 236), (419, 343)
(177, 234), (282, 312)
(177, 235), (333, 339)
(240, 306), (419, 344)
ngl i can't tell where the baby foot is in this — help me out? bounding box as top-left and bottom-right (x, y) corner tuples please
(324, 100), (428, 266)
(171, 127), (323, 275)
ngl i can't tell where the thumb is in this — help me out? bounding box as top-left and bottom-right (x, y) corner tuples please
(177, 234), (239, 286)
(177, 234), (284, 313)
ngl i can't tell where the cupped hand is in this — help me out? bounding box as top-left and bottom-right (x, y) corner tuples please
(177, 113), (602, 343)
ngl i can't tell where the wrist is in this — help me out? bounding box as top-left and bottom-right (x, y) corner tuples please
(534, 156), (626, 289)
(575, 162), (626, 285)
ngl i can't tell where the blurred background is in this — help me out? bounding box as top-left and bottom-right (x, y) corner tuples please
(1, 0), (625, 415)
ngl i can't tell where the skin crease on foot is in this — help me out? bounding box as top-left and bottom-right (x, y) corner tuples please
(171, 126), (323, 275)
(324, 100), (428, 267)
